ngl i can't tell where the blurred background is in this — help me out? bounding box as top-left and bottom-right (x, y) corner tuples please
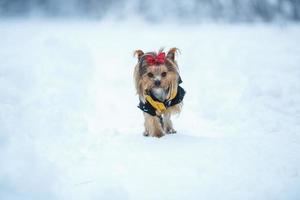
(0, 0), (300, 23)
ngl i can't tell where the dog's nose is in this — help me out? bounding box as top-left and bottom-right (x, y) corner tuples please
(154, 80), (161, 86)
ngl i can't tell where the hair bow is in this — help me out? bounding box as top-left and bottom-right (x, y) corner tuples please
(146, 52), (165, 65)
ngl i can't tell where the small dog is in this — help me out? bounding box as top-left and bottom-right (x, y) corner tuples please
(133, 48), (185, 137)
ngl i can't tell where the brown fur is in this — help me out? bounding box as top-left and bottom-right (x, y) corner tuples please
(133, 48), (183, 138)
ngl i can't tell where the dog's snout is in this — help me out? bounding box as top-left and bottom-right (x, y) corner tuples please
(154, 80), (161, 86)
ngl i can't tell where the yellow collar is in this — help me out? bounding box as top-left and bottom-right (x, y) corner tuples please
(145, 88), (177, 113)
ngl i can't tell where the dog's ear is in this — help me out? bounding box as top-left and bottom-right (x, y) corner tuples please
(167, 47), (180, 61)
(133, 50), (144, 61)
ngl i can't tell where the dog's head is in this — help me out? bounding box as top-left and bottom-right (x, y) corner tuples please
(134, 48), (180, 102)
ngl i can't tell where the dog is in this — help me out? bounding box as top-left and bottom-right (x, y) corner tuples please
(133, 48), (185, 137)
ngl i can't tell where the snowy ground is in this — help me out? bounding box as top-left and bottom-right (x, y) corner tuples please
(0, 20), (300, 200)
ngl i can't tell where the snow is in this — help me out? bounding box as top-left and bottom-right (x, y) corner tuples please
(0, 20), (300, 200)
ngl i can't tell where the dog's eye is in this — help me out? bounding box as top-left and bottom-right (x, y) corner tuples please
(147, 73), (154, 78)
(161, 72), (167, 77)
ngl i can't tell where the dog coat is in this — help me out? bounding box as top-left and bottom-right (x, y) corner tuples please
(138, 82), (185, 116)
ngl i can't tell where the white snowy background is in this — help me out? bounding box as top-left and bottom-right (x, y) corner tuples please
(0, 19), (300, 199)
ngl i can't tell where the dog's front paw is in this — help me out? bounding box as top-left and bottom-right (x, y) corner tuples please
(155, 133), (164, 138)
(152, 130), (164, 138)
(143, 131), (150, 137)
(165, 127), (177, 134)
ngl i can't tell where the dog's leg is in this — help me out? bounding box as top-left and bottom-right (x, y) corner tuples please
(163, 113), (177, 134)
(143, 113), (150, 136)
(144, 113), (164, 137)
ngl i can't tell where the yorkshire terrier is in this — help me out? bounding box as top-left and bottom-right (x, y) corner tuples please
(133, 48), (185, 138)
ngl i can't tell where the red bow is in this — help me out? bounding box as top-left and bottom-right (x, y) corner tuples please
(146, 52), (165, 65)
